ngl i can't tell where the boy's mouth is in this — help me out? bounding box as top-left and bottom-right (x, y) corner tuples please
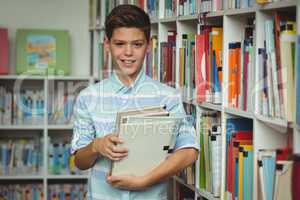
(121, 59), (135, 64)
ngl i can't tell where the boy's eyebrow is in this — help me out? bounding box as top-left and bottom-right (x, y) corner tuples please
(112, 39), (145, 43)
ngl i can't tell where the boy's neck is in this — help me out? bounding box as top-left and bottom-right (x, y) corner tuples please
(115, 69), (141, 87)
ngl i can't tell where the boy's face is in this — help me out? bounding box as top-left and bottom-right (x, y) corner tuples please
(104, 27), (150, 84)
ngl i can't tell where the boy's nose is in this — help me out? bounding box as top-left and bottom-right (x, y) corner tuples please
(124, 45), (133, 56)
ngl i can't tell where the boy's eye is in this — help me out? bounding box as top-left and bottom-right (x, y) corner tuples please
(133, 43), (143, 48)
(115, 43), (124, 46)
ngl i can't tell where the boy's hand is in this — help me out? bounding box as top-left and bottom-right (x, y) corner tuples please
(92, 134), (128, 161)
(106, 174), (148, 190)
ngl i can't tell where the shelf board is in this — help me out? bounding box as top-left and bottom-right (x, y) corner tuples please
(47, 174), (89, 179)
(0, 175), (44, 180)
(198, 102), (222, 111)
(0, 125), (44, 130)
(225, 107), (254, 119)
(225, 7), (256, 15)
(47, 124), (73, 130)
(160, 17), (177, 23)
(150, 17), (159, 24)
(254, 113), (292, 133)
(46, 76), (91, 81)
(0, 75), (45, 80)
(89, 25), (104, 31)
(173, 176), (196, 192)
(259, 0), (296, 10)
(206, 10), (225, 18)
(177, 14), (198, 21)
(0, 75), (91, 81)
(197, 189), (220, 200)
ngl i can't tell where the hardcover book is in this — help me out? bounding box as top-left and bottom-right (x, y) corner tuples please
(16, 29), (70, 75)
(0, 28), (9, 74)
(111, 105), (182, 176)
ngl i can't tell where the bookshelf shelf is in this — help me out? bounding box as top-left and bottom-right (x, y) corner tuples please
(255, 113), (290, 128)
(177, 15), (198, 21)
(0, 175), (44, 180)
(0, 75), (45, 80)
(197, 189), (220, 200)
(0, 125), (44, 130)
(0, 0), (297, 199)
(160, 17), (177, 23)
(224, 107), (254, 119)
(47, 124), (73, 130)
(150, 17), (159, 24)
(206, 10), (226, 18)
(47, 175), (89, 180)
(173, 176), (196, 192)
(46, 76), (91, 81)
(224, 7), (257, 16)
(198, 102), (222, 112)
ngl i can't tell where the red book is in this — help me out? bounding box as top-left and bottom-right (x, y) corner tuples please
(0, 28), (9, 74)
(243, 49), (249, 111)
(292, 155), (300, 200)
(195, 34), (206, 103)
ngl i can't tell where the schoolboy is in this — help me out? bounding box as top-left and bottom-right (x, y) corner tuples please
(71, 4), (199, 200)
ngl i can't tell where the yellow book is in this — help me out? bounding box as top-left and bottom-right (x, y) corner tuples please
(238, 145), (253, 200)
(280, 21), (296, 121)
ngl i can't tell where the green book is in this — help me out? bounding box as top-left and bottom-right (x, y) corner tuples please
(16, 29), (70, 75)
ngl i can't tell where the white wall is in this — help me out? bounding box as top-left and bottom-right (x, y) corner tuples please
(0, 0), (90, 76)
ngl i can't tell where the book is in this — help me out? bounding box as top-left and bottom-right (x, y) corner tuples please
(292, 155), (300, 200)
(297, 35), (300, 125)
(115, 105), (167, 134)
(111, 105), (182, 176)
(0, 28), (9, 74)
(273, 161), (293, 200)
(111, 116), (182, 176)
(16, 29), (70, 75)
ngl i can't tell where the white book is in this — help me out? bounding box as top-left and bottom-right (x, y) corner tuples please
(111, 117), (182, 176)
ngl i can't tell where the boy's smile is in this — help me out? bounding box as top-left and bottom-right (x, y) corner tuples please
(104, 27), (150, 86)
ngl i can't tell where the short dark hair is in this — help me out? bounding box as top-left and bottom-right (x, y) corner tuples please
(105, 4), (151, 41)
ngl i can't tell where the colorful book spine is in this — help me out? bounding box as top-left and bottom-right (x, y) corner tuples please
(0, 28), (9, 74)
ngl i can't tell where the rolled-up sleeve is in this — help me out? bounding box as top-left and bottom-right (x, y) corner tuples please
(167, 92), (199, 151)
(71, 91), (96, 154)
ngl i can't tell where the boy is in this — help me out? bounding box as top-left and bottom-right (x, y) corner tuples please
(71, 4), (199, 200)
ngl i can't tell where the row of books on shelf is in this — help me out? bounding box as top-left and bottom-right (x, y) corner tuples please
(257, 148), (292, 200)
(0, 138), (43, 176)
(48, 184), (87, 200)
(0, 184), (43, 200)
(178, 165), (196, 186)
(89, 0), (294, 28)
(89, 0), (145, 27)
(48, 140), (83, 175)
(0, 85), (77, 126)
(256, 13), (297, 122)
(196, 26), (223, 105)
(48, 81), (78, 125)
(0, 183), (87, 200)
(0, 28), (70, 76)
(0, 137), (84, 176)
(228, 17), (255, 111)
(0, 87), (44, 125)
(225, 117), (253, 200)
(198, 111), (222, 197)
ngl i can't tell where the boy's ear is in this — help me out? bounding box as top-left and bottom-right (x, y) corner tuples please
(103, 36), (110, 52)
(146, 40), (151, 53)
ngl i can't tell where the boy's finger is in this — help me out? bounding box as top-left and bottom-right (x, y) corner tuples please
(110, 152), (128, 160)
(109, 135), (124, 144)
(112, 146), (128, 153)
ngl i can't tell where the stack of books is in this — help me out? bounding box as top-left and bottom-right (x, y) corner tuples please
(111, 105), (182, 176)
